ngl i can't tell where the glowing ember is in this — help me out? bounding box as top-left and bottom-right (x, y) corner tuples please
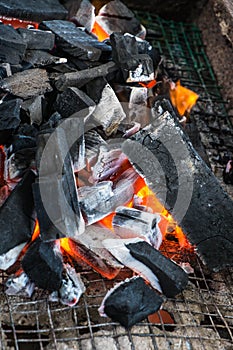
(92, 20), (109, 41)
(0, 16), (38, 29)
(139, 80), (157, 89)
(169, 80), (199, 116)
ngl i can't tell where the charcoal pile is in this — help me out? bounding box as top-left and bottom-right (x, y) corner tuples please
(0, 0), (233, 329)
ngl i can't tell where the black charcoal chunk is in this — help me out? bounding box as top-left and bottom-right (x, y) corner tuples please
(127, 241), (188, 298)
(95, 0), (142, 37)
(0, 23), (26, 65)
(22, 238), (63, 292)
(0, 68), (52, 99)
(113, 207), (162, 249)
(54, 87), (95, 119)
(0, 170), (36, 255)
(110, 32), (154, 82)
(23, 50), (67, 68)
(49, 264), (85, 306)
(70, 0), (95, 33)
(0, 99), (21, 144)
(100, 277), (163, 328)
(34, 123), (85, 240)
(17, 28), (55, 50)
(7, 147), (36, 180)
(55, 61), (117, 91)
(91, 83), (126, 136)
(122, 98), (233, 272)
(0, 0), (68, 22)
(40, 20), (110, 61)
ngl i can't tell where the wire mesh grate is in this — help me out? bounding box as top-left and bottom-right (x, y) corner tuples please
(0, 13), (233, 350)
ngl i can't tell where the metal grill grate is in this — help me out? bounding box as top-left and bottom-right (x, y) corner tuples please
(1, 14), (233, 350)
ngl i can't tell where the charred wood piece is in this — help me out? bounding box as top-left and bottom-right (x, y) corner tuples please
(84, 129), (107, 166)
(22, 238), (63, 292)
(127, 241), (188, 298)
(0, 23), (26, 65)
(49, 264), (85, 306)
(113, 206), (162, 249)
(81, 168), (139, 225)
(122, 98), (233, 271)
(17, 28), (55, 50)
(23, 50), (67, 68)
(34, 127), (85, 240)
(92, 83), (126, 136)
(0, 0), (68, 22)
(6, 148), (36, 180)
(5, 271), (35, 297)
(95, 0), (143, 37)
(0, 68), (52, 99)
(64, 225), (123, 279)
(99, 276), (163, 328)
(78, 181), (113, 224)
(92, 145), (129, 182)
(103, 238), (162, 291)
(110, 33), (154, 83)
(70, 0), (95, 33)
(55, 61), (117, 91)
(0, 170), (36, 256)
(40, 20), (111, 61)
(0, 99), (22, 145)
(54, 87), (96, 119)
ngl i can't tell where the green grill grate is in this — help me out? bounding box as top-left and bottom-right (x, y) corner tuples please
(136, 12), (232, 129)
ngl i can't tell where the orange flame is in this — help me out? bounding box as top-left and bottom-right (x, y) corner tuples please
(91, 20), (109, 41)
(170, 80), (199, 116)
(0, 16), (39, 29)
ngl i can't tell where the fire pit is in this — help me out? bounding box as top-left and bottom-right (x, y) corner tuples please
(0, 1), (233, 349)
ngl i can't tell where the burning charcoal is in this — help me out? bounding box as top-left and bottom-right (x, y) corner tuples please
(9, 124), (37, 153)
(34, 126), (85, 240)
(98, 276), (163, 328)
(17, 28), (55, 50)
(110, 33), (154, 83)
(40, 20), (111, 61)
(223, 160), (233, 184)
(0, 0), (68, 22)
(103, 238), (162, 291)
(22, 238), (63, 292)
(0, 99), (21, 145)
(0, 68), (52, 99)
(82, 168), (139, 225)
(55, 61), (117, 91)
(92, 145), (129, 182)
(113, 206), (162, 249)
(122, 98), (233, 272)
(54, 87), (96, 119)
(61, 225), (123, 279)
(84, 129), (107, 166)
(6, 148), (36, 180)
(127, 241), (189, 298)
(70, 0), (95, 33)
(23, 50), (67, 68)
(95, 0), (143, 38)
(0, 243), (26, 270)
(0, 23), (26, 65)
(0, 170), (36, 258)
(5, 271), (35, 297)
(92, 83), (126, 136)
(49, 264), (85, 306)
(27, 95), (44, 125)
(78, 181), (114, 223)
(129, 86), (149, 124)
